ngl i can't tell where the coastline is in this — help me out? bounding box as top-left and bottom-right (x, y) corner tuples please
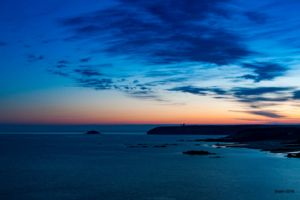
(148, 125), (300, 157)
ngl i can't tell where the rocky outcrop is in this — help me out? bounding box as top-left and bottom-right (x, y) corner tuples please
(182, 150), (216, 156)
(287, 152), (300, 158)
(86, 130), (101, 135)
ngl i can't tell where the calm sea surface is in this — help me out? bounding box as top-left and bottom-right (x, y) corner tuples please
(0, 126), (300, 200)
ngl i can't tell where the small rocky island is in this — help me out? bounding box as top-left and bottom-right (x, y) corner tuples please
(85, 130), (101, 135)
(183, 150), (216, 156)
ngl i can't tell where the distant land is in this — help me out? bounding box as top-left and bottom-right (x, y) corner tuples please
(200, 126), (300, 154)
(148, 125), (300, 157)
(147, 124), (300, 135)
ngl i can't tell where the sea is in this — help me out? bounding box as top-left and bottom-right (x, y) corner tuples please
(0, 125), (300, 200)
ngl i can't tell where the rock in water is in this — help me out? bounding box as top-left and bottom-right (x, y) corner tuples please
(86, 130), (101, 135)
(182, 150), (215, 156)
(287, 153), (300, 158)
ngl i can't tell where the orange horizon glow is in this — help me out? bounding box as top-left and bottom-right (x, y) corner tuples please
(2, 115), (300, 125)
(1, 88), (300, 125)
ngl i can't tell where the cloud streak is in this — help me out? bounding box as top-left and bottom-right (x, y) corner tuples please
(76, 78), (113, 90)
(241, 62), (288, 82)
(169, 85), (297, 118)
(246, 110), (284, 118)
(74, 69), (102, 77)
(169, 86), (227, 96)
(27, 54), (44, 62)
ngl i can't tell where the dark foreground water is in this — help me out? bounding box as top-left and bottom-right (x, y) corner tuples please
(1, 133), (300, 200)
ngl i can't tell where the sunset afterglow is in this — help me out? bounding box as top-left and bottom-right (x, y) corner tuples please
(1, 0), (300, 124)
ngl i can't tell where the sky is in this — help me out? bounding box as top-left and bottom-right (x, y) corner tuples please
(0, 0), (300, 124)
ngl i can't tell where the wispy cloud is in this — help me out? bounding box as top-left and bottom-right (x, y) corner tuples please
(246, 110), (284, 118)
(76, 78), (113, 90)
(240, 62), (288, 82)
(57, 60), (70, 64)
(169, 86), (227, 96)
(80, 57), (91, 63)
(231, 87), (294, 102)
(60, 0), (254, 65)
(74, 69), (102, 77)
(27, 54), (44, 62)
(244, 11), (268, 24)
(294, 90), (300, 100)
(169, 85), (297, 118)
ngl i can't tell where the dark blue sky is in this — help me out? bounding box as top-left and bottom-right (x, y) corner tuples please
(0, 0), (300, 124)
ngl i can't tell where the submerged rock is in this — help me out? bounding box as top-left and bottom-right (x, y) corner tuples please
(209, 155), (222, 159)
(86, 130), (101, 135)
(127, 145), (148, 148)
(153, 145), (168, 148)
(182, 150), (215, 156)
(287, 153), (300, 158)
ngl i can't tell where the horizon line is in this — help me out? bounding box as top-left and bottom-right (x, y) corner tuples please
(1, 123), (300, 126)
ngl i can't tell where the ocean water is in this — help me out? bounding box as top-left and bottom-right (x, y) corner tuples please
(1, 129), (300, 200)
(0, 124), (159, 134)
